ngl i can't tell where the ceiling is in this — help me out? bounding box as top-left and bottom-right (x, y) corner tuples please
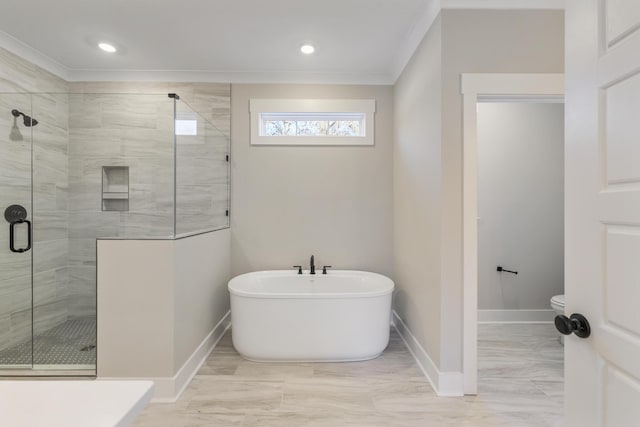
(0, 0), (433, 84)
(0, 0), (565, 84)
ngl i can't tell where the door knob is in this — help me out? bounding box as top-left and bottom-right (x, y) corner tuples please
(555, 313), (591, 339)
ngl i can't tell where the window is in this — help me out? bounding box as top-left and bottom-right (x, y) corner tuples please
(175, 111), (198, 136)
(175, 112), (205, 145)
(250, 99), (375, 145)
(175, 119), (197, 136)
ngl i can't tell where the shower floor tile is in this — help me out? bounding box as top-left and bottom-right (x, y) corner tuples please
(0, 318), (96, 367)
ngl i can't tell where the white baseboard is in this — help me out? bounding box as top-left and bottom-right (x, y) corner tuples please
(478, 309), (555, 324)
(100, 310), (231, 403)
(169, 310), (232, 402)
(391, 310), (464, 397)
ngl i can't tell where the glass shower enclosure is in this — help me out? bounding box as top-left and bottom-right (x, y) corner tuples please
(0, 92), (230, 375)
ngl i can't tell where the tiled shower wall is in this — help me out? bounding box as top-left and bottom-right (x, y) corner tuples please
(66, 82), (230, 319)
(0, 48), (70, 350)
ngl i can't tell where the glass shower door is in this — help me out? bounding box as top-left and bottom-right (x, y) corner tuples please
(0, 93), (34, 369)
(0, 93), (95, 373)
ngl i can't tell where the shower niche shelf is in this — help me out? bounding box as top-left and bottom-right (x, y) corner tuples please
(102, 166), (129, 211)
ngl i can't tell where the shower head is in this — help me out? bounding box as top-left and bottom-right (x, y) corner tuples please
(11, 109), (38, 127)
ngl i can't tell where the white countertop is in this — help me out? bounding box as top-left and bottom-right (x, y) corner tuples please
(0, 380), (154, 427)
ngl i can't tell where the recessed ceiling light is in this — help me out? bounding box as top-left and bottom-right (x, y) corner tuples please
(300, 44), (315, 55)
(98, 42), (117, 53)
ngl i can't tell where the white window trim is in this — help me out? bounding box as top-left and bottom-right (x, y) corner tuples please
(250, 99), (376, 146)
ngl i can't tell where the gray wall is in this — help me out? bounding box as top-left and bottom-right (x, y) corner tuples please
(440, 9), (564, 371)
(230, 84), (394, 277)
(174, 230), (231, 371)
(392, 9), (564, 372)
(0, 47), (70, 349)
(393, 16), (443, 367)
(478, 102), (564, 310)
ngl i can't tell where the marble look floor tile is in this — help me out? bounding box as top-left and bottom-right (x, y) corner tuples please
(531, 379), (564, 398)
(233, 361), (315, 379)
(280, 377), (375, 413)
(196, 352), (243, 376)
(479, 360), (563, 381)
(131, 401), (191, 427)
(196, 364), (238, 376)
(186, 379), (283, 415)
(132, 325), (564, 427)
(242, 411), (345, 427)
(311, 354), (424, 380)
(478, 377), (548, 397)
(182, 413), (245, 427)
(368, 378), (437, 413)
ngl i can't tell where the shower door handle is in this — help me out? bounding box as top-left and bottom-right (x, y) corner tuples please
(9, 219), (32, 253)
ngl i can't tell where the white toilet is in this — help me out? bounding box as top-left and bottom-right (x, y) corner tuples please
(550, 294), (565, 344)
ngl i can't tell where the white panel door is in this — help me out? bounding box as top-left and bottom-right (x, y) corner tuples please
(565, 0), (640, 425)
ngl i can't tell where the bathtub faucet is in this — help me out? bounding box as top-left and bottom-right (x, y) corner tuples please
(310, 255), (316, 275)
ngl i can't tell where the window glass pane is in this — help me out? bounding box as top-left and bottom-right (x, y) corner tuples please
(328, 120), (360, 136)
(259, 110), (367, 139)
(265, 120), (283, 135)
(283, 121), (297, 135)
(265, 120), (297, 136)
(175, 119), (198, 136)
(296, 121), (328, 136)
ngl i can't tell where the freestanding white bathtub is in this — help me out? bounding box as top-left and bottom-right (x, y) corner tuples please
(228, 270), (394, 362)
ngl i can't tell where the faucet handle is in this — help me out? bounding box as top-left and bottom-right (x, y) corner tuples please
(293, 266), (303, 275)
(322, 265), (332, 274)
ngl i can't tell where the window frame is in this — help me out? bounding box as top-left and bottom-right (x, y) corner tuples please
(249, 99), (376, 146)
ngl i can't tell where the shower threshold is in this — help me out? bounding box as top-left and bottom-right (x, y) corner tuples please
(0, 369), (96, 377)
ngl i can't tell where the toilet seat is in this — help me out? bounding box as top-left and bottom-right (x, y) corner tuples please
(550, 294), (565, 311)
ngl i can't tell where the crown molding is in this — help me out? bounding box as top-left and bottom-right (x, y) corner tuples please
(67, 69), (394, 85)
(442, 0), (565, 10)
(0, 30), (69, 80)
(389, 0), (442, 84)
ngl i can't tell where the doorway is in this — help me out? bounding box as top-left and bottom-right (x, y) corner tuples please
(475, 100), (564, 421)
(461, 74), (564, 394)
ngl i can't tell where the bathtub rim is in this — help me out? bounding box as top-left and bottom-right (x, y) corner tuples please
(228, 270), (394, 299)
